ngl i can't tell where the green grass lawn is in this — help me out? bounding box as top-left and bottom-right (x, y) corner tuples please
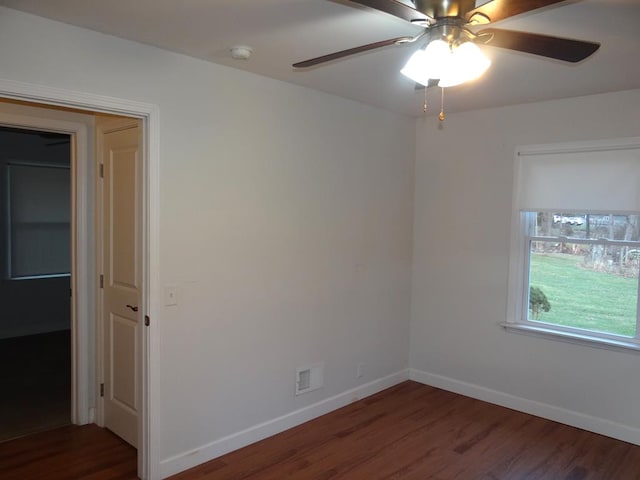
(530, 253), (638, 337)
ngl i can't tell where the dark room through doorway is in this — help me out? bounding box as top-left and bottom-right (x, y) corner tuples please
(0, 125), (71, 442)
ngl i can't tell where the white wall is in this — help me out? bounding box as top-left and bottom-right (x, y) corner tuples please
(411, 89), (640, 443)
(8, 4), (637, 475)
(0, 6), (414, 474)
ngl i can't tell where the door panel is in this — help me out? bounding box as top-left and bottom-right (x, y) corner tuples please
(111, 314), (137, 412)
(100, 119), (142, 448)
(110, 148), (138, 288)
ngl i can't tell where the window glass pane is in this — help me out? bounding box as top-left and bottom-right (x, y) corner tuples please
(529, 240), (639, 337)
(12, 223), (70, 277)
(8, 164), (70, 278)
(533, 212), (640, 242)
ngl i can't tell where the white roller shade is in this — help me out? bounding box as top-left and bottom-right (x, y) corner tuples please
(9, 164), (70, 278)
(515, 137), (640, 213)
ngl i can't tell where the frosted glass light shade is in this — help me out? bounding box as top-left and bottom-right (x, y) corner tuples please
(422, 39), (450, 78)
(400, 39), (490, 88)
(400, 49), (431, 86)
(438, 42), (490, 87)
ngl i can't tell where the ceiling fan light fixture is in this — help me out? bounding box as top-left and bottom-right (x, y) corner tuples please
(400, 38), (490, 88)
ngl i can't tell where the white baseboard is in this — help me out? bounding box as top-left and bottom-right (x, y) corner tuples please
(160, 369), (409, 479)
(409, 368), (640, 446)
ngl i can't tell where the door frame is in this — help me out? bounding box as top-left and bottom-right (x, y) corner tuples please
(0, 79), (160, 480)
(0, 108), (91, 426)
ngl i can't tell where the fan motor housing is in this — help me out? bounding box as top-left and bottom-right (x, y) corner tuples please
(413, 0), (477, 19)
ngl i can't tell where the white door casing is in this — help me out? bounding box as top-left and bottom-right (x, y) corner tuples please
(0, 104), (92, 426)
(0, 78), (160, 480)
(98, 118), (142, 448)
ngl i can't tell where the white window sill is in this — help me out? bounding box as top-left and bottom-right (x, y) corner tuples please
(501, 322), (640, 355)
(9, 273), (70, 281)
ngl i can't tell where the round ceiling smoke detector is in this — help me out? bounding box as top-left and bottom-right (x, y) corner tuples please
(230, 45), (253, 60)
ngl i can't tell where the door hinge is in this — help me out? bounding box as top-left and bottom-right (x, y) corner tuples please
(100, 383), (104, 397)
(99, 163), (104, 178)
(145, 315), (150, 327)
(100, 274), (104, 288)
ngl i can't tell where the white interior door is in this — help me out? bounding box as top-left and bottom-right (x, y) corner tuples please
(99, 118), (142, 448)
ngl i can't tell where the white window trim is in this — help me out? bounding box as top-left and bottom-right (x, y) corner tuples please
(504, 138), (640, 354)
(501, 322), (640, 354)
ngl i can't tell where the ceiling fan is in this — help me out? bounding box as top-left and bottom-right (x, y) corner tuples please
(293, 0), (600, 92)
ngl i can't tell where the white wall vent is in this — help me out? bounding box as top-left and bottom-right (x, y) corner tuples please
(295, 362), (324, 395)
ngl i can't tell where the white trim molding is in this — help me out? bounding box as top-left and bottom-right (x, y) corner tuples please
(409, 368), (640, 447)
(501, 322), (640, 355)
(0, 78), (161, 480)
(159, 370), (410, 479)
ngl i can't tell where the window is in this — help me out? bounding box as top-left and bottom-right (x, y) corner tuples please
(506, 138), (640, 351)
(7, 163), (71, 279)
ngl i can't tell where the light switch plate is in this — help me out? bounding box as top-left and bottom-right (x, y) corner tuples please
(164, 285), (178, 306)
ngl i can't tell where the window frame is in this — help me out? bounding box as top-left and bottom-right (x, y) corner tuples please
(504, 138), (640, 354)
(516, 212), (640, 345)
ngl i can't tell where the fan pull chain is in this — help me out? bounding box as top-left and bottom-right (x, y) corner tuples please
(423, 86), (428, 113)
(439, 87), (446, 122)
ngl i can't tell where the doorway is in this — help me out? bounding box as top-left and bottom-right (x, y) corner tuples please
(0, 126), (72, 442)
(0, 92), (157, 479)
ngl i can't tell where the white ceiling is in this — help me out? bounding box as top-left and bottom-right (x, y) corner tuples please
(1, 0), (639, 117)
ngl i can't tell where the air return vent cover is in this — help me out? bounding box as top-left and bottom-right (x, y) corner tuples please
(295, 363), (324, 395)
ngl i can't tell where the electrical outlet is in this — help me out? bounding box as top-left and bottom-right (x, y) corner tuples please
(357, 363), (365, 378)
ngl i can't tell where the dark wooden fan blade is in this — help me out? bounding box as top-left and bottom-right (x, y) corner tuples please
(346, 0), (430, 23)
(467, 0), (567, 24)
(293, 36), (412, 68)
(477, 28), (600, 63)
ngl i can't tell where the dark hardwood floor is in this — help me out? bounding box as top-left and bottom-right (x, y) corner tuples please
(0, 424), (137, 480)
(0, 330), (71, 442)
(2, 381), (640, 479)
(171, 381), (640, 480)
